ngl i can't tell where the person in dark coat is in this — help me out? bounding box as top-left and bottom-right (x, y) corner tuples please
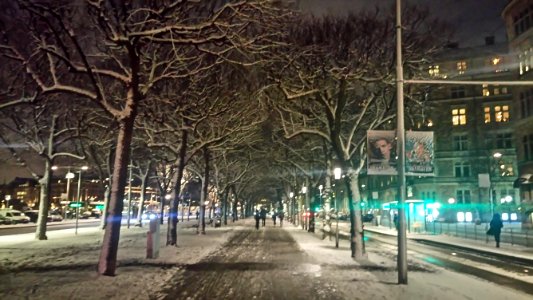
(278, 211), (284, 227)
(260, 208), (267, 227)
(254, 209), (260, 230)
(488, 213), (504, 247)
(271, 210), (277, 226)
(393, 213), (399, 231)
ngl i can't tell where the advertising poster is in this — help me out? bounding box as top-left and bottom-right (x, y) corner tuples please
(367, 130), (398, 175)
(405, 131), (434, 176)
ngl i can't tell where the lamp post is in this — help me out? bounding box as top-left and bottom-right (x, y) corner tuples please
(334, 167), (341, 248)
(65, 170), (75, 219)
(490, 152), (503, 219)
(318, 184), (323, 209)
(75, 166), (89, 235)
(301, 185), (308, 230)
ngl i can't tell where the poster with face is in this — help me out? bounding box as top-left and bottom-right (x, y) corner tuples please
(405, 131), (434, 176)
(367, 130), (398, 175)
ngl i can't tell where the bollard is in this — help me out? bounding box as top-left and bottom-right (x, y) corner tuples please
(146, 218), (160, 259)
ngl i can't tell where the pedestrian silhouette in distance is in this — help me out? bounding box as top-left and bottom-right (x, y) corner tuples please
(272, 210), (276, 226)
(487, 213), (504, 247)
(278, 211), (284, 227)
(254, 209), (260, 230)
(260, 207), (267, 227)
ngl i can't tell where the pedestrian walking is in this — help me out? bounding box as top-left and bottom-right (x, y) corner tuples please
(254, 209), (260, 230)
(260, 208), (267, 227)
(393, 212), (399, 231)
(272, 210), (277, 226)
(196, 210), (199, 220)
(278, 211), (284, 227)
(487, 213), (504, 247)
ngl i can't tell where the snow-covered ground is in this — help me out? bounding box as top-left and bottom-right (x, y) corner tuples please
(0, 218), (531, 299)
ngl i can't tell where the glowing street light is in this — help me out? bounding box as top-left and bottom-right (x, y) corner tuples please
(334, 167), (342, 180)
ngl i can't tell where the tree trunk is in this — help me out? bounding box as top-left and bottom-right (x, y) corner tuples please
(343, 168), (365, 260)
(197, 148), (210, 234)
(98, 117), (135, 276)
(35, 164), (51, 240)
(136, 167), (150, 227)
(167, 128), (188, 245)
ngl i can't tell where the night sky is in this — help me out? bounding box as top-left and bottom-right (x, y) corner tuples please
(300, 0), (508, 47)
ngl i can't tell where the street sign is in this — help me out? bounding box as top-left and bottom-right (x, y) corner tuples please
(69, 202), (82, 208)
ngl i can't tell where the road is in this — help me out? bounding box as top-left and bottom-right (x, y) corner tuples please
(0, 219), (101, 236)
(161, 226), (343, 300)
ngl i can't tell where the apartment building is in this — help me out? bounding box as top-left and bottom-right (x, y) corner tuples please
(502, 0), (533, 228)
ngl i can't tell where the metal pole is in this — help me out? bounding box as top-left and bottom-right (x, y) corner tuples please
(396, 0), (408, 284)
(75, 170), (82, 235)
(127, 162), (133, 228)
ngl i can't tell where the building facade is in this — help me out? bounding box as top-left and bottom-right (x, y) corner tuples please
(365, 38), (522, 227)
(502, 0), (533, 228)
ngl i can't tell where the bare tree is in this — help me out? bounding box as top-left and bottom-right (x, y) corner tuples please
(0, 1), (290, 275)
(266, 7), (449, 259)
(0, 99), (85, 240)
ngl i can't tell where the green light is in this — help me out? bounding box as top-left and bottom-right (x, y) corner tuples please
(95, 205), (104, 210)
(69, 202), (82, 208)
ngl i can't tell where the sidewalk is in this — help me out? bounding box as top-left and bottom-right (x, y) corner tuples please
(0, 218), (243, 300)
(316, 220), (533, 262)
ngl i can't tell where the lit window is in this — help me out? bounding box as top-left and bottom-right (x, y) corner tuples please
(452, 108), (466, 125)
(482, 84), (490, 96)
(457, 61), (467, 74)
(429, 65), (440, 77)
(492, 57), (500, 65)
(494, 105), (510, 122)
(484, 107), (491, 123)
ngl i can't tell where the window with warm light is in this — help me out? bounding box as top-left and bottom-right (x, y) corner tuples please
(429, 65), (440, 77)
(484, 107), (491, 123)
(494, 105), (510, 122)
(484, 105), (510, 123)
(452, 108), (466, 125)
(457, 61), (467, 74)
(482, 84), (490, 96)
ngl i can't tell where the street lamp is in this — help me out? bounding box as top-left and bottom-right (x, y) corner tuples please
(319, 184), (323, 210)
(74, 166), (89, 235)
(334, 167), (342, 180)
(65, 170), (75, 219)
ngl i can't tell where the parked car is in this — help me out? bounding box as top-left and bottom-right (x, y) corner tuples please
(362, 213), (374, 223)
(0, 209), (30, 224)
(0, 214), (13, 225)
(24, 210), (40, 223)
(48, 211), (63, 222)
